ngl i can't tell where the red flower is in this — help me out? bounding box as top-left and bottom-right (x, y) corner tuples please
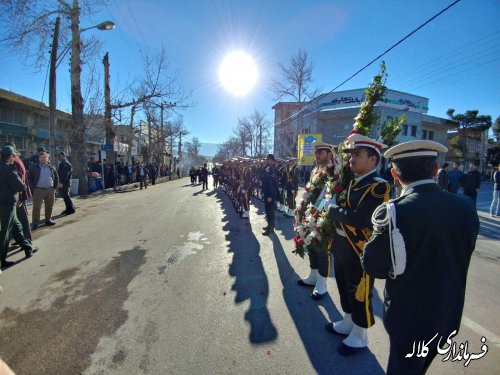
(326, 167), (334, 175)
(294, 236), (304, 247)
(304, 186), (310, 192)
(333, 185), (344, 194)
(344, 163), (351, 171)
(315, 226), (321, 233)
(333, 174), (340, 180)
(318, 172), (324, 177)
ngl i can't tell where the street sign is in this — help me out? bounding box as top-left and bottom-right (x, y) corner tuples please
(101, 144), (113, 151)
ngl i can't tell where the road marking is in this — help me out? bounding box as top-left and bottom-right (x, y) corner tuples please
(462, 316), (500, 348)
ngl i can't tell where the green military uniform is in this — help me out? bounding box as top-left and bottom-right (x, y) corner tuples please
(1, 147), (35, 268)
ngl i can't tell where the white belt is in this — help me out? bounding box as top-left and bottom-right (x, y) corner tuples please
(335, 228), (347, 237)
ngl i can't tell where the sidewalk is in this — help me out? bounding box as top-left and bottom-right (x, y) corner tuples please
(24, 175), (184, 223)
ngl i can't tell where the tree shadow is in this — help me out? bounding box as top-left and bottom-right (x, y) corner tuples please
(270, 234), (385, 375)
(216, 190), (278, 344)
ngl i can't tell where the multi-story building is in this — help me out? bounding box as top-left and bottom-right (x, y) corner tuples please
(273, 88), (458, 163)
(0, 89), (72, 156)
(272, 102), (303, 157)
(0, 89), (103, 159)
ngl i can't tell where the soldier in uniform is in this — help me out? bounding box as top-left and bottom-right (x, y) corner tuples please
(362, 140), (479, 375)
(240, 164), (252, 219)
(261, 154), (278, 236)
(297, 142), (335, 300)
(325, 133), (390, 355)
(276, 161), (287, 213)
(285, 158), (298, 217)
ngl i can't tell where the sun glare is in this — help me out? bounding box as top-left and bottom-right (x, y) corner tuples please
(218, 51), (258, 96)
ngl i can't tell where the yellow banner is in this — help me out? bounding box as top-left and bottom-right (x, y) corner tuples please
(297, 133), (322, 166)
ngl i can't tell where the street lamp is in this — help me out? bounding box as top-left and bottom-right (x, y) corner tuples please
(48, 16), (114, 167)
(81, 21), (115, 32)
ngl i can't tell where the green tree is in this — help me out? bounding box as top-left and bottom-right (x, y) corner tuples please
(446, 109), (492, 166)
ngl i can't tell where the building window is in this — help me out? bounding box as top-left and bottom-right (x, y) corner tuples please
(422, 130), (427, 139)
(411, 125), (417, 137)
(429, 131), (434, 140)
(402, 124), (408, 136)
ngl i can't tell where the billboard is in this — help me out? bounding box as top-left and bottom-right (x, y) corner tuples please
(297, 133), (322, 166)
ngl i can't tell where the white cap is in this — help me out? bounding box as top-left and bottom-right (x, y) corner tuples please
(384, 140), (448, 160)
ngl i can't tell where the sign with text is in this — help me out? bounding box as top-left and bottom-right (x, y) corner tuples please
(101, 144), (113, 151)
(297, 133), (322, 166)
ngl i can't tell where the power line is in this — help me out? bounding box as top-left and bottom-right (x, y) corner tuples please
(392, 44), (500, 89)
(123, 0), (149, 49)
(110, 0), (144, 53)
(273, 0), (462, 127)
(409, 56), (500, 91)
(389, 29), (500, 82)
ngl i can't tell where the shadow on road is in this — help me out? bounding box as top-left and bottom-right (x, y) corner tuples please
(270, 234), (385, 375)
(478, 215), (500, 240)
(216, 190), (278, 344)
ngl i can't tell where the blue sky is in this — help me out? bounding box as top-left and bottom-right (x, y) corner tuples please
(1, 0), (499, 146)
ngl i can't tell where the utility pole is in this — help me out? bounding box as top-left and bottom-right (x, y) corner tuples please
(178, 129), (189, 175)
(160, 103), (165, 165)
(103, 52), (115, 164)
(48, 16), (60, 162)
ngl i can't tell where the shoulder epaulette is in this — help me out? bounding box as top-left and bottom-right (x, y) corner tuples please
(373, 177), (387, 183)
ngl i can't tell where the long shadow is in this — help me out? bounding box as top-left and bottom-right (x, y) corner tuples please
(478, 216), (500, 240)
(216, 190), (278, 344)
(270, 235), (385, 375)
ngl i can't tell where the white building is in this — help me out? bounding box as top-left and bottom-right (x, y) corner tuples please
(273, 88), (458, 162)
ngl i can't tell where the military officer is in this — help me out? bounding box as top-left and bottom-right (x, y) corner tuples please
(362, 140), (479, 375)
(261, 154), (278, 235)
(285, 158), (298, 217)
(325, 133), (391, 355)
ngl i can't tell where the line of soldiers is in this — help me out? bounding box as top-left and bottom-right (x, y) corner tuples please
(218, 157), (299, 219)
(215, 133), (480, 374)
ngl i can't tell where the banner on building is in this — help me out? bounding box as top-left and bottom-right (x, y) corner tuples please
(297, 133), (322, 166)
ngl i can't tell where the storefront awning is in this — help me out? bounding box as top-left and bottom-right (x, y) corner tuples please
(0, 121), (30, 137)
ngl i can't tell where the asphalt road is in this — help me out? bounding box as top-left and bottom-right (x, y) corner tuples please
(0, 178), (498, 375)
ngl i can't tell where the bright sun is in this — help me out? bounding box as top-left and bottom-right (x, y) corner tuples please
(218, 51), (258, 96)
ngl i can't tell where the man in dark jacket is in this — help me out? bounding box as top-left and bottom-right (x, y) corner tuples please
(261, 154), (278, 235)
(0, 146), (38, 269)
(436, 162), (449, 191)
(462, 162), (481, 206)
(362, 140), (479, 375)
(57, 152), (75, 215)
(201, 164), (209, 190)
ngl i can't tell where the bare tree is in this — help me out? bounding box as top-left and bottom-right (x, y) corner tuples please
(213, 137), (246, 163)
(270, 48), (318, 103)
(233, 110), (272, 158)
(1, 0), (108, 194)
(270, 48), (318, 152)
(249, 110), (272, 157)
(235, 117), (252, 156)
